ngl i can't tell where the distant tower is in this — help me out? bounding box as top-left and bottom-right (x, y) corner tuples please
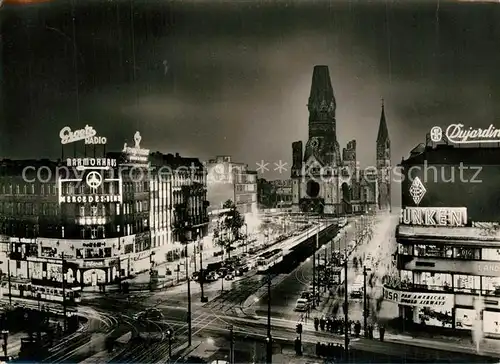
(376, 99), (391, 211)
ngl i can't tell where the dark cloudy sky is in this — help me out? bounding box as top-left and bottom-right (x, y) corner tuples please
(2, 0), (500, 181)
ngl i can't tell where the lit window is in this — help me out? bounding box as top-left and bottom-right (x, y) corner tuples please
(91, 206), (98, 216)
(80, 206), (85, 216)
(91, 227), (98, 239)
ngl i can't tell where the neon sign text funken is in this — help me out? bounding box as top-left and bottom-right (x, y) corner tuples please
(400, 207), (467, 227)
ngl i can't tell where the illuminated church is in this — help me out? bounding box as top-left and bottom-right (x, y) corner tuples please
(291, 65), (391, 215)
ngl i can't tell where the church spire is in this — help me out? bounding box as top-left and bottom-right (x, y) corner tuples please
(377, 98), (389, 143)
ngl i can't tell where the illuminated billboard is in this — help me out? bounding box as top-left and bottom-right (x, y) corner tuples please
(122, 131), (150, 165)
(58, 171), (122, 204)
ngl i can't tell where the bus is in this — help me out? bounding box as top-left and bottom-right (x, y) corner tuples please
(257, 249), (284, 272)
(0, 281), (82, 304)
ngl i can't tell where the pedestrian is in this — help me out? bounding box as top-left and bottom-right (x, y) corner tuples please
(355, 321), (361, 338)
(314, 317), (319, 331)
(316, 342), (321, 356)
(320, 316), (326, 331)
(379, 325), (385, 342)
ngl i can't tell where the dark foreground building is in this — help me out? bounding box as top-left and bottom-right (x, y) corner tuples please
(389, 142), (500, 336)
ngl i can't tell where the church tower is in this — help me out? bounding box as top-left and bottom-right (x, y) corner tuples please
(291, 65), (344, 215)
(376, 99), (391, 211)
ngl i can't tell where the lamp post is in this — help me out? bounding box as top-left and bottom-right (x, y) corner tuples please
(343, 231), (349, 361)
(243, 223), (248, 254)
(184, 236), (192, 347)
(363, 265), (369, 336)
(61, 252), (67, 333)
(266, 271), (272, 364)
(229, 325), (235, 364)
(167, 329), (173, 361)
(199, 229), (207, 303)
(312, 231), (318, 309)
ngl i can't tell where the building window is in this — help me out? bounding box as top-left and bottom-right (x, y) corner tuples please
(454, 274), (480, 294)
(91, 206), (98, 217)
(116, 204), (121, 215)
(80, 206), (85, 217)
(454, 247), (480, 260)
(15, 185), (19, 194)
(16, 261), (20, 269)
(415, 244), (453, 258)
(41, 185), (44, 195)
(482, 248), (500, 261)
(482, 277), (500, 296)
(398, 243), (413, 255)
(414, 271), (452, 291)
(80, 229), (85, 239)
(91, 227), (98, 239)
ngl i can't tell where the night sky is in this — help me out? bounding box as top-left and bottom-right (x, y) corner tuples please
(2, 0), (500, 182)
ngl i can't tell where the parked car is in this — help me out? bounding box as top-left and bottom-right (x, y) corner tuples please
(225, 273), (234, 281)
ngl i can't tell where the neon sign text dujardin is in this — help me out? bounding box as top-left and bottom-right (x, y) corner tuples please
(431, 124), (500, 144)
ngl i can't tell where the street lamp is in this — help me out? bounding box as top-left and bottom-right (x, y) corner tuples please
(167, 329), (173, 361)
(266, 272), (272, 364)
(243, 223), (248, 254)
(363, 265), (371, 337)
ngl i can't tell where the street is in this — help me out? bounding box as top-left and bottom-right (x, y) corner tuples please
(6, 214), (500, 363)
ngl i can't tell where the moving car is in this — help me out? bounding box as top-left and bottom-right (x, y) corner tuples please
(133, 308), (163, 321)
(295, 298), (309, 312)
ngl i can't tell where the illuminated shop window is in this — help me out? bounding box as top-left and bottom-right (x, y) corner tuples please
(454, 274), (480, 294)
(454, 247), (480, 260)
(414, 271), (452, 291)
(415, 244), (452, 258)
(482, 277), (500, 296)
(482, 248), (500, 261)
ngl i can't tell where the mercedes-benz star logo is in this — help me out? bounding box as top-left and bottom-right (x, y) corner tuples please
(86, 171), (103, 189)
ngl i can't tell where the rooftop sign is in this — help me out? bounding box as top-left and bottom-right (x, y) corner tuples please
(400, 207), (467, 227)
(122, 131), (150, 163)
(430, 124), (500, 144)
(60, 125), (107, 145)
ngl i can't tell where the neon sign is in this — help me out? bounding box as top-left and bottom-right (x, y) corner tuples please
(66, 158), (117, 169)
(58, 177), (123, 204)
(60, 125), (107, 145)
(430, 124), (500, 144)
(400, 207), (467, 227)
(122, 131), (150, 163)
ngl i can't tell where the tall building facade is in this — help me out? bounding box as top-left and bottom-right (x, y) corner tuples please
(206, 156), (257, 216)
(291, 65), (389, 215)
(390, 141), (500, 335)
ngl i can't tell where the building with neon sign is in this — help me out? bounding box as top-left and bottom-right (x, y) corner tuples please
(390, 141), (500, 336)
(0, 129), (208, 299)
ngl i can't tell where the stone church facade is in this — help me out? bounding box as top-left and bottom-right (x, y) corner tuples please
(291, 65), (391, 215)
